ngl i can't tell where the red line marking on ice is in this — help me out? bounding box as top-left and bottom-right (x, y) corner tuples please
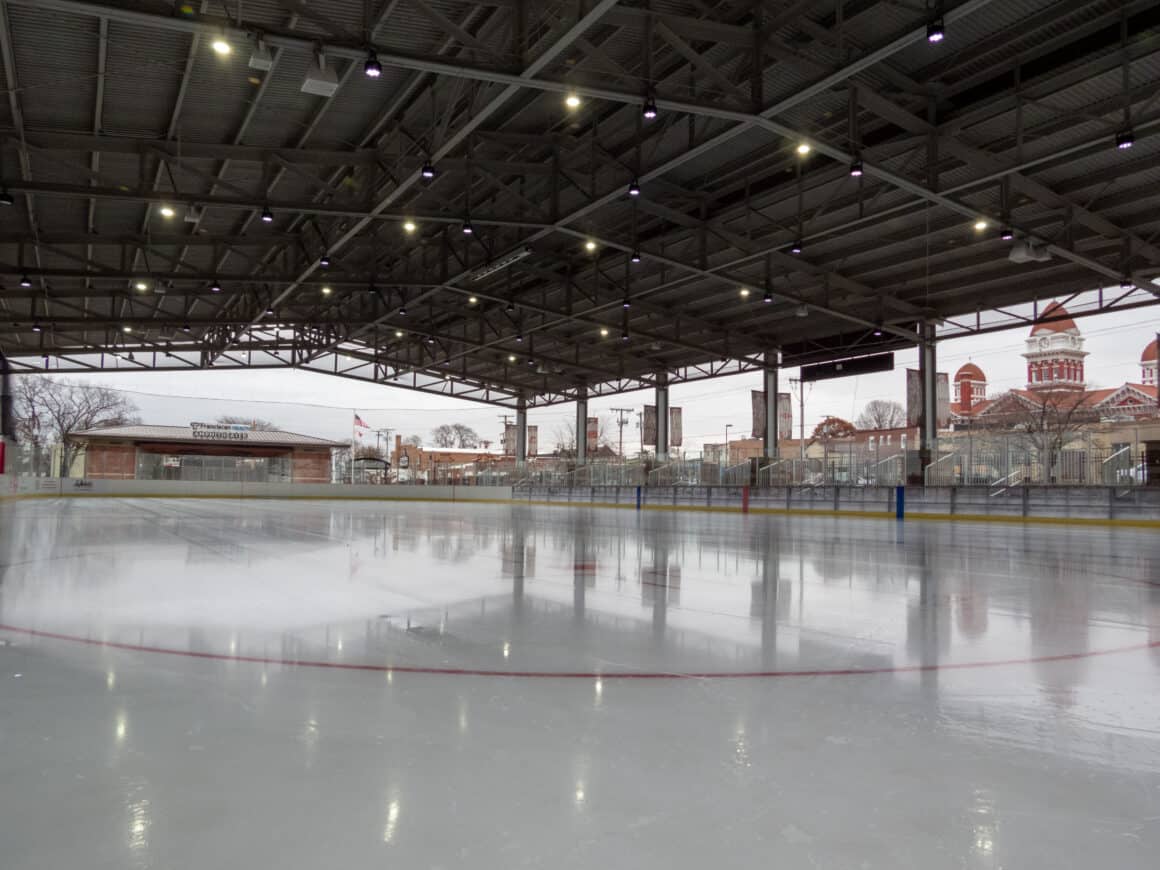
(2, 623), (1157, 680)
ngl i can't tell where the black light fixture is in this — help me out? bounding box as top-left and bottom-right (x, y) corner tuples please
(642, 96), (658, 120)
(364, 50), (382, 78)
(260, 206), (274, 223)
(849, 158), (864, 177)
(1000, 227), (1014, 241)
(19, 273), (32, 288)
(1116, 128), (1134, 150)
(622, 298), (631, 309)
(506, 301), (515, 314)
(515, 333), (523, 343)
(630, 248), (641, 263)
(790, 240), (803, 255)
(426, 335), (435, 344)
(527, 357), (536, 367)
(927, 18), (945, 43)
(763, 289), (773, 304)
(182, 323), (191, 333)
(1120, 276), (1134, 290)
(0, 188), (13, 206)
(462, 220), (474, 235)
(398, 305), (407, 316)
(421, 161), (437, 180)
(872, 325), (884, 337)
(210, 278), (222, 293)
(620, 330), (629, 342)
(31, 321), (41, 332)
(628, 179), (641, 197)
(319, 255), (330, 268)
(265, 307), (274, 316)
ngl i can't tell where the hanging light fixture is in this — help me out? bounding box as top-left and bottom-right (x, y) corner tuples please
(462, 220), (474, 235)
(31, 321), (41, 333)
(210, 278), (222, 293)
(622, 298), (631, 309)
(763, 290), (773, 304)
(0, 188), (14, 206)
(182, 323), (191, 333)
(849, 158), (864, 177)
(1115, 129), (1135, 150)
(927, 18), (945, 43)
(364, 50), (382, 78)
(790, 240), (803, 255)
(260, 206), (274, 223)
(19, 273), (31, 288)
(642, 95), (658, 120)
(630, 248), (641, 263)
(1000, 227), (1014, 241)
(628, 179), (641, 197)
(506, 301), (515, 314)
(398, 305), (407, 316)
(421, 161), (437, 180)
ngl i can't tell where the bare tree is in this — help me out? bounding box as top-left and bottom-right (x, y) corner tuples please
(552, 415), (611, 456)
(353, 444), (385, 460)
(13, 376), (140, 476)
(856, 400), (906, 430)
(216, 415), (279, 431)
(403, 434), (422, 448)
(431, 424), (456, 447)
(992, 390), (1096, 483)
(451, 423), (480, 448)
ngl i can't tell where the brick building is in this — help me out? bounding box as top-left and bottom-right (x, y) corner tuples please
(69, 424), (340, 483)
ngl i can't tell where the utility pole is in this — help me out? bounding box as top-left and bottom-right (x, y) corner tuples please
(498, 414), (514, 455)
(789, 377), (810, 464)
(611, 407), (633, 458)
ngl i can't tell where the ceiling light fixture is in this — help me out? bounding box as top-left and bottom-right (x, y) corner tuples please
(796, 304), (809, 318)
(394, 330), (404, 338)
(622, 298), (631, 309)
(135, 280), (148, 291)
(1000, 227), (1014, 241)
(122, 325), (132, 333)
(421, 161), (436, 180)
(364, 50), (382, 78)
(403, 219), (417, 233)
(462, 220), (474, 235)
(515, 333), (523, 343)
(19, 273), (31, 288)
(321, 285), (331, 295)
(585, 240), (597, 252)
(849, 159), (864, 177)
(796, 143), (811, 155)
(319, 255), (330, 268)
(210, 279), (222, 293)
(627, 179), (641, 197)
(642, 96), (658, 120)
(211, 37), (231, 56)
(600, 327), (609, 337)
(31, 321), (41, 333)
(1115, 129), (1134, 150)
(1120, 276), (1134, 290)
(872, 326), (883, 337)
(974, 219), (988, 231)
(159, 205), (176, 218)
(565, 93), (581, 109)
(508, 354), (517, 362)
(398, 306), (407, 316)
(739, 287), (750, 298)
(0, 188), (14, 206)
(927, 19), (945, 44)
(621, 331), (629, 342)
(260, 206), (274, 223)
(630, 248), (641, 263)
(182, 323), (191, 333)
(790, 240), (803, 255)
(763, 290), (773, 304)
(468, 295), (478, 304)
(506, 301), (515, 314)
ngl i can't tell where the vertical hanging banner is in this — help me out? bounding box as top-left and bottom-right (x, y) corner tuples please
(642, 405), (657, 446)
(778, 392), (793, 437)
(669, 407), (683, 447)
(751, 390), (765, 438)
(503, 423), (517, 456)
(527, 425), (538, 457)
(906, 369), (922, 428)
(585, 417), (599, 452)
(936, 373), (951, 428)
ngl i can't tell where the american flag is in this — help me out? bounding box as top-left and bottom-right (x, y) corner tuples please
(354, 413), (370, 428)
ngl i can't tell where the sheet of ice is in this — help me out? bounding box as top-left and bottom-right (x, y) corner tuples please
(2, 497), (1159, 869)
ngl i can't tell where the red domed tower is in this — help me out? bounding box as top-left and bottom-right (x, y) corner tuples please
(951, 362), (987, 414)
(1024, 302), (1087, 392)
(1143, 338), (1158, 386)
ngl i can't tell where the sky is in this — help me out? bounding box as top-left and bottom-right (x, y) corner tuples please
(37, 290), (1159, 456)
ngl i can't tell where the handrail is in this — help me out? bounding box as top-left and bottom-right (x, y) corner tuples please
(1100, 445), (1131, 467)
(988, 470), (1023, 497)
(923, 452), (956, 486)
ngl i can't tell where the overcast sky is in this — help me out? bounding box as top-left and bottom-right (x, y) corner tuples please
(43, 289), (1159, 455)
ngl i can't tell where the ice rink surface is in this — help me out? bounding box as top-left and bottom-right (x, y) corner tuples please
(1, 497), (1159, 869)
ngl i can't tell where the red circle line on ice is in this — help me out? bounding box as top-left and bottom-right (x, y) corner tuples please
(2, 624), (1157, 680)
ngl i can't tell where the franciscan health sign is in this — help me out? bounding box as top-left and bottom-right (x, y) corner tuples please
(190, 422), (251, 441)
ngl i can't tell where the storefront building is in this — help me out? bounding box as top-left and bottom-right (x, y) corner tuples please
(70, 423), (340, 483)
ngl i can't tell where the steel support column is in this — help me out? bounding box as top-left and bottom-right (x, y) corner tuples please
(575, 384), (588, 466)
(655, 371), (670, 463)
(515, 396), (528, 470)
(0, 348), (12, 474)
(918, 322), (938, 475)
(763, 350), (779, 460)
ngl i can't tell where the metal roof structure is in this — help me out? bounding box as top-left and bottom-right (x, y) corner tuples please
(70, 424), (342, 446)
(1, 0), (1158, 409)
